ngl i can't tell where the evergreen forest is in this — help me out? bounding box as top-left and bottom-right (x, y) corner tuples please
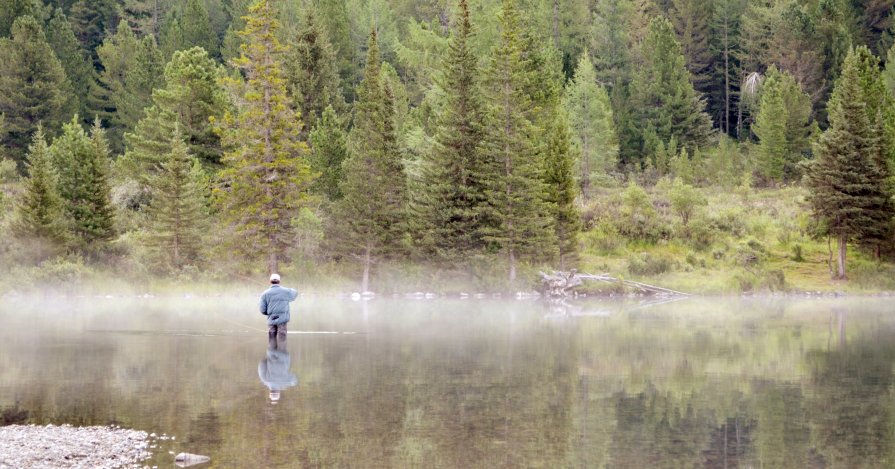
(1, 0), (895, 294)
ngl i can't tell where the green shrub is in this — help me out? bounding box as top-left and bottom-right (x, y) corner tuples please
(711, 208), (747, 236)
(669, 178), (706, 226)
(761, 269), (787, 291)
(627, 252), (676, 276)
(791, 244), (804, 262)
(584, 221), (626, 254)
(684, 215), (716, 251)
(0, 158), (17, 183)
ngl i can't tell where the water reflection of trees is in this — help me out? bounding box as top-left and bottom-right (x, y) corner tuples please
(3, 300), (895, 467)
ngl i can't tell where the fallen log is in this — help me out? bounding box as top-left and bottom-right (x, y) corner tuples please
(539, 270), (691, 297)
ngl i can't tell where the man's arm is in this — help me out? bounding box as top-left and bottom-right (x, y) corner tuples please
(259, 294), (268, 315)
(288, 288), (298, 301)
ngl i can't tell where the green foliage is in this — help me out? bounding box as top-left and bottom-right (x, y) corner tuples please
(13, 127), (68, 247)
(564, 51), (619, 199)
(625, 17), (713, 168)
(96, 23), (165, 152)
(121, 46), (227, 181)
(0, 0), (39, 37)
(807, 46), (895, 278)
(0, 15), (69, 163)
(543, 110), (582, 269)
(46, 8), (95, 122)
(413, 0), (487, 262)
(477, 0), (557, 282)
(145, 129), (207, 271)
(332, 28), (407, 290)
(752, 66), (812, 185)
(215, 0), (314, 274)
(283, 4), (344, 133)
(51, 117), (116, 252)
(308, 105), (348, 201)
(669, 177), (706, 226)
(627, 252), (676, 276)
(160, 0), (219, 58)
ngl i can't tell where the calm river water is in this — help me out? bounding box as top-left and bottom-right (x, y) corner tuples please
(1, 296), (894, 468)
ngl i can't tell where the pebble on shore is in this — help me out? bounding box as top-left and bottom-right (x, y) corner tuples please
(0, 424), (153, 469)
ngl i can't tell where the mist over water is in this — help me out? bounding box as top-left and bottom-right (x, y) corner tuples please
(1, 296), (894, 467)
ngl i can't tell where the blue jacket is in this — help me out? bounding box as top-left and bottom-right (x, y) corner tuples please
(259, 285), (298, 326)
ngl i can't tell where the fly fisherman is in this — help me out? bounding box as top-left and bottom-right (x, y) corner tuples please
(259, 273), (298, 339)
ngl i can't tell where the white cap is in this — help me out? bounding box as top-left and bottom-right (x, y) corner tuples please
(270, 273), (281, 282)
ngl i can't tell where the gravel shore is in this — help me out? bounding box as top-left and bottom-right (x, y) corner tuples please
(0, 424), (153, 469)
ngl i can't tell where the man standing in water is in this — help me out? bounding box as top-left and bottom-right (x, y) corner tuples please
(259, 273), (298, 338)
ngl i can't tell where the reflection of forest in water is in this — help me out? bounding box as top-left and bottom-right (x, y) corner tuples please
(1, 298), (894, 467)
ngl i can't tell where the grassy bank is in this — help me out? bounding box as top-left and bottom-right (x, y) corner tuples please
(2, 180), (893, 296)
(577, 183), (895, 295)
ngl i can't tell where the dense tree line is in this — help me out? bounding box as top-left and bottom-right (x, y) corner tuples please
(0, 0), (893, 286)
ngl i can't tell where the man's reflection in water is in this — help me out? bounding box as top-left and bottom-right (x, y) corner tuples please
(258, 335), (298, 404)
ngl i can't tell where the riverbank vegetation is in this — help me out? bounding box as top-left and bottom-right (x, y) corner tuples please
(1, 0), (894, 295)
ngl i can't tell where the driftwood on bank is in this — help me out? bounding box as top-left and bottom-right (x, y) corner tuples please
(539, 270), (691, 298)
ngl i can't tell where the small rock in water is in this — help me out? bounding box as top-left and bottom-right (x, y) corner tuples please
(174, 452), (211, 467)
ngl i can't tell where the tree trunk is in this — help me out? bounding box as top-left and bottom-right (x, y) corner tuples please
(362, 245), (371, 292)
(837, 234), (847, 280)
(508, 247), (516, 283)
(268, 248), (278, 275)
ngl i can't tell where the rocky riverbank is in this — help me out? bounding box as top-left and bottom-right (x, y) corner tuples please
(0, 424), (153, 469)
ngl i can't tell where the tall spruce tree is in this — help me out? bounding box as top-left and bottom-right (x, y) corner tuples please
(0, 16), (69, 164)
(96, 22), (165, 152)
(308, 104), (347, 201)
(753, 66), (813, 184)
(46, 9), (94, 123)
(564, 51), (618, 199)
(709, 0), (745, 135)
(414, 0), (486, 261)
(146, 129), (207, 270)
(477, 0), (556, 282)
(216, 0), (314, 274)
(807, 47), (895, 279)
(626, 17), (713, 168)
(160, 0), (218, 58)
(51, 117), (115, 251)
(334, 28), (407, 291)
(122, 46), (227, 181)
(752, 72), (788, 184)
(669, 0), (713, 97)
(543, 109), (581, 270)
(283, 5), (344, 134)
(14, 126), (68, 246)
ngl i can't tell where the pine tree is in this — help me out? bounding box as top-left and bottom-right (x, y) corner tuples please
(708, 0), (745, 136)
(122, 46), (227, 181)
(221, 0), (252, 61)
(308, 105), (347, 201)
(626, 17), (713, 167)
(283, 4), (344, 134)
(807, 47), (895, 279)
(46, 8), (95, 122)
(161, 0), (219, 58)
(543, 109), (581, 270)
(0, 16), (69, 164)
(590, 0), (634, 91)
(146, 128), (207, 270)
(51, 117), (115, 251)
(477, 0), (556, 282)
(121, 0), (167, 39)
(96, 22), (165, 152)
(69, 0), (119, 64)
(0, 0), (38, 38)
(216, 0), (314, 274)
(752, 67), (789, 184)
(13, 126), (68, 246)
(413, 0), (486, 261)
(315, 0), (354, 96)
(333, 28), (407, 291)
(564, 51), (618, 199)
(669, 0), (713, 97)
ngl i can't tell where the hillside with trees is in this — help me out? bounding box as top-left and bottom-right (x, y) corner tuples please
(0, 0), (893, 293)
